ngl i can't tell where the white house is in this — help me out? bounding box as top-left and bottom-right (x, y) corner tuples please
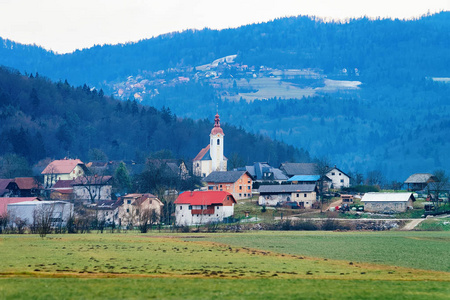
(193, 114), (227, 177)
(361, 193), (415, 213)
(174, 191), (236, 226)
(326, 166), (351, 189)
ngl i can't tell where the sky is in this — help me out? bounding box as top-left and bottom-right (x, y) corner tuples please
(0, 0), (448, 54)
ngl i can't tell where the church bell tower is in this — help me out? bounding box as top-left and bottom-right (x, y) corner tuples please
(210, 113), (225, 171)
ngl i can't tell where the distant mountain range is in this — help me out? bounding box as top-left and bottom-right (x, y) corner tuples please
(1, 12), (449, 181)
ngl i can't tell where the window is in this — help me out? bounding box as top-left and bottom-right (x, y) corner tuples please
(220, 185), (223, 188)
(217, 139), (220, 145)
(331, 172), (335, 176)
(340, 179), (344, 183)
(126, 209), (129, 213)
(208, 186), (214, 190)
(248, 179), (251, 183)
(239, 186), (242, 190)
(239, 194), (242, 197)
(127, 200), (131, 204)
(216, 206), (220, 210)
(180, 206), (182, 210)
(296, 193), (299, 197)
(248, 186), (251, 190)
(188, 205), (192, 210)
(339, 173), (342, 176)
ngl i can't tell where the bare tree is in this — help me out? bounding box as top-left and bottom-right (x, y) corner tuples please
(429, 170), (449, 209)
(74, 169), (112, 204)
(34, 203), (55, 237)
(315, 158), (331, 213)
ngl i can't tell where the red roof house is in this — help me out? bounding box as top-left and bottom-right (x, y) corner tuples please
(174, 191), (236, 226)
(0, 197), (41, 216)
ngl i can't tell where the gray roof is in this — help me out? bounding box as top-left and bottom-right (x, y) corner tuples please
(238, 162), (288, 181)
(280, 163), (317, 177)
(204, 171), (250, 183)
(259, 184), (316, 194)
(404, 173), (435, 184)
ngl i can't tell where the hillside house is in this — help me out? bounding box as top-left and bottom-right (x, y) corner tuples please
(42, 158), (88, 188)
(404, 173), (437, 191)
(258, 184), (317, 208)
(361, 193), (415, 213)
(174, 191), (236, 226)
(204, 171), (253, 200)
(326, 166), (351, 189)
(280, 163), (350, 189)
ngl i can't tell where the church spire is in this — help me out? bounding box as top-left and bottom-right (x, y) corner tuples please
(211, 113), (224, 135)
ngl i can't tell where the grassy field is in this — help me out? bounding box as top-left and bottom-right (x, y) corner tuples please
(1, 231), (449, 299)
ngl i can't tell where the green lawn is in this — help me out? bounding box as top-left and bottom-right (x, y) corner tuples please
(1, 232), (449, 299)
(203, 231), (450, 272)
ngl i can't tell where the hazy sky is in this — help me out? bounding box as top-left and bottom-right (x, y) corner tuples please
(1, 0), (448, 54)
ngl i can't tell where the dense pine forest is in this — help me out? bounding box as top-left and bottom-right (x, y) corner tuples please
(0, 67), (308, 175)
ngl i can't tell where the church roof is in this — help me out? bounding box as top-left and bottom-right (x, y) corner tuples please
(193, 145), (211, 161)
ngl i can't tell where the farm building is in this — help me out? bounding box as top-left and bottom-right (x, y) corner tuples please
(258, 184), (317, 208)
(361, 193), (415, 213)
(7, 200), (73, 227)
(235, 162), (288, 183)
(174, 191), (236, 226)
(404, 173), (437, 191)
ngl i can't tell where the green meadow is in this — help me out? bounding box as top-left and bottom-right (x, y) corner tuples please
(1, 231), (449, 299)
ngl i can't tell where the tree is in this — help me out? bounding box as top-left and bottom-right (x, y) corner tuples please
(33, 203), (55, 238)
(429, 170), (449, 209)
(114, 162), (131, 195)
(365, 170), (385, 187)
(0, 153), (32, 178)
(314, 158), (331, 213)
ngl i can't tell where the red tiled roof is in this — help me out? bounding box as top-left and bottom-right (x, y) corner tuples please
(193, 144), (210, 161)
(41, 159), (84, 175)
(174, 191), (236, 206)
(14, 177), (40, 190)
(0, 197), (41, 215)
(53, 189), (73, 194)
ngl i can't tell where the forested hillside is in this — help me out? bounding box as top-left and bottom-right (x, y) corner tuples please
(1, 12), (449, 180)
(0, 67), (308, 173)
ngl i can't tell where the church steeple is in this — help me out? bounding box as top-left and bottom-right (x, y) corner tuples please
(210, 113), (225, 171)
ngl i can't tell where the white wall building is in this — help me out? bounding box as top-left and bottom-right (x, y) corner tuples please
(174, 191), (236, 226)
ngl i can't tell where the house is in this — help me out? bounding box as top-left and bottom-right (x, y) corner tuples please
(326, 166), (351, 189)
(0, 179), (19, 197)
(280, 163), (350, 189)
(41, 158), (88, 188)
(72, 175), (113, 203)
(14, 177), (41, 197)
(50, 180), (74, 201)
(0, 197), (41, 216)
(204, 171), (253, 200)
(118, 194), (164, 227)
(404, 173), (437, 191)
(174, 191), (236, 226)
(236, 162), (288, 183)
(193, 114), (227, 177)
(361, 193), (415, 213)
(258, 184), (317, 208)
(7, 200), (73, 227)
(91, 200), (122, 226)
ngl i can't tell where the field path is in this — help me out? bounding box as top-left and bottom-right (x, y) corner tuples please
(401, 218), (426, 230)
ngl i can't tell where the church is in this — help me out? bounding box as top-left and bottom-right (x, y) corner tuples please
(193, 114), (227, 177)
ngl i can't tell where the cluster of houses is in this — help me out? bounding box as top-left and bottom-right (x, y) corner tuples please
(1, 113), (448, 230)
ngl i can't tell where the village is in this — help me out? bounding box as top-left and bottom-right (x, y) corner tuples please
(0, 113), (449, 234)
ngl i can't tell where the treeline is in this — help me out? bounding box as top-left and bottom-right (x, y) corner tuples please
(0, 12), (448, 88)
(0, 67), (308, 171)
